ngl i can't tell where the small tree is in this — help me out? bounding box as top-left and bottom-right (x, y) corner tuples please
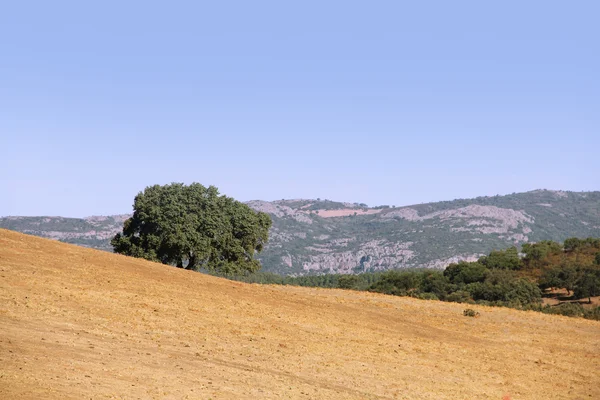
(574, 271), (600, 303)
(420, 271), (451, 300)
(539, 267), (562, 292)
(368, 270), (421, 296)
(563, 237), (581, 252)
(539, 266), (578, 295)
(444, 261), (488, 285)
(479, 247), (522, 270)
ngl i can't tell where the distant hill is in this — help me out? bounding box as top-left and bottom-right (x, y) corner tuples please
(2, 189), (599, 275)
(1, 229), (599, 399)
(0, 214), (129, 252)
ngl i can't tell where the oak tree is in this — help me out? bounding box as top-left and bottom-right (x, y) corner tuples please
(111, 183), (272, 274)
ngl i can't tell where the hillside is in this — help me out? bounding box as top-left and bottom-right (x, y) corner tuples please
(2, 189), (600, 275)
(1, 229), (599, 399)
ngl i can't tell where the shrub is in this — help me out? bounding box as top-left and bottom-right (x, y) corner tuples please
(417, 292), (439, 301)
(543, 303), (585, 318)
(583, 306), (600, 321)
(368, 270), (421, 296)
(463, 309), (480, 317)
(337, 275), (360, 290)
(479, 247), (522, 270)
(444, 261), (488, 285)
(419, 271), (451, 300)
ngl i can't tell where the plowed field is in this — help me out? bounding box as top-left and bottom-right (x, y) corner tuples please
(1, 229), (598, 399)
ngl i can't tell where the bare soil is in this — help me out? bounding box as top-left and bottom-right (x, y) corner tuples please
(542, 288), (600, 307)
(1, 229), (599, 399)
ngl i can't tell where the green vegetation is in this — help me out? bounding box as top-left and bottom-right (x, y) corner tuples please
(212, 237), (600, 321)
(3, 189), (600, 276)
(111, 183), (272, 274)
(257, 190), (600, 275)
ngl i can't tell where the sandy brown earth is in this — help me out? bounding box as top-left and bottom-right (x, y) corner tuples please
(1, 229), (599, 399)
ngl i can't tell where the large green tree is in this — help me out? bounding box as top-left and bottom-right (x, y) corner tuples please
(111, 183), (272, 274)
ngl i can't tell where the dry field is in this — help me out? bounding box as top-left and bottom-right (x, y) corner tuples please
(0, 229), (599, 399)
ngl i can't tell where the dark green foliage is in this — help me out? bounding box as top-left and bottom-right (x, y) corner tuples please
(538, 265), (578, 294)
(112, 183), (272, 274)
(444, 261), (487, 285)
(210, 270), (385, 290)
(368, 270), (422, 296)
(446, 290), (472, 303)
(563, 237), (581, 252)
(478, 247), (522, 270)
(466, 269), (542, 306)
(574, 270), (600, 303)
(543, 303), (586, 318)
(583, 306), (600, 320)
(417, 292), (439, 300)
(538, 267), (562, 291)
(419, 271), (451, 300)
(521, 241), (562, 267)
(504, 279), (543, 306)
(525, 303), (600, 320)
(596, 252), (600, 265)
(337, 275), (360, 290)
(564, 237), (600, 252)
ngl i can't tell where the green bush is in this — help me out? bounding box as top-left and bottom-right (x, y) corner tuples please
(337, 275), (360, 290)
(444, 261), (488, 285)
(463, 309), (480, 317)
(479, 247), (522, 270)
(583, 306), (600, 320)
(368, 270), (421, 296)
(543, 303), (585, 318)
(417, 292), (439, 301)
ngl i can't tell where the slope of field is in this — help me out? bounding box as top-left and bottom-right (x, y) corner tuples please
(1, 229), (599, 399)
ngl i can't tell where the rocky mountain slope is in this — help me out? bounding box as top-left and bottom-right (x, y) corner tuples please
(2, 190), (599, 275)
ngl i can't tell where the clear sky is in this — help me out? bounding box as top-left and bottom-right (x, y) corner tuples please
(1, 1), (598, 217)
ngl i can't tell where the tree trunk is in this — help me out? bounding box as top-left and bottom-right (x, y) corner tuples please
(187, 253), (197, 270)
(176, 258), (184, 268)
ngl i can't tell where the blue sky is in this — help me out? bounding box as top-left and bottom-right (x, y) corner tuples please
(1, 1), (598, 217)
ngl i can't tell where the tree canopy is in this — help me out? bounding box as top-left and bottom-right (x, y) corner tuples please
(111, 183), (272, 274)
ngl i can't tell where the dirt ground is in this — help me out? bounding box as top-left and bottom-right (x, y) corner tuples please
(1, 229), (599, 399)
(542, 288), (600, 307)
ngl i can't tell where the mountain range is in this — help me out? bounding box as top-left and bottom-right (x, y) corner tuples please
(2, 189), (599, 275)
